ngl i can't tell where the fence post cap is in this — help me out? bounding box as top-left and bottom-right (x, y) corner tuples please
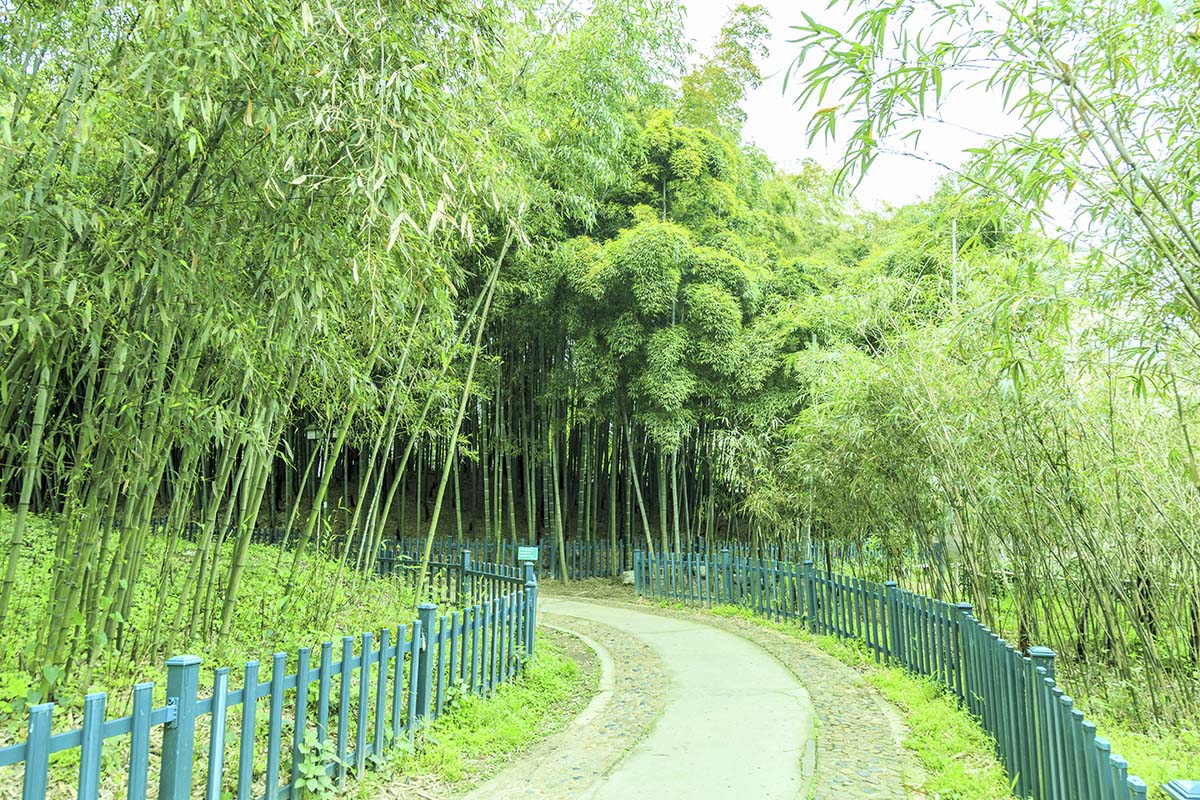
(884, 580), (898, 587)
(1028, 645), (1055, 659)
(955, 601), (973, 610)
(417, 602), (437, 611)
(165, 654), (202, 667)
(1164, 780), (1200, 799)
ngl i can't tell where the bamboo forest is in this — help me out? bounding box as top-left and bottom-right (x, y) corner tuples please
(1, 1), (1199, 799)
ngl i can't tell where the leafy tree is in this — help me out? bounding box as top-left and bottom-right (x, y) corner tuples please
(788, 0), (1200, 343)
(0, 0), (512, 685)
(679, 3), (771, 138)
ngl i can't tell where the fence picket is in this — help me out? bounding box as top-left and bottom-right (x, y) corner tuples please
(77, 693), (104, 800)
(336, 639), (354, 783)
(406, 623), (421, 739)
(470, 604), (481, 695)
(22, 703), (51, 800)
(375, 630), (389, 757)
(128, 684), (152, 800)
(391, 626), (407, 741)
(237, 661), (258, 800)
(292, 649), (309, 795)
(266, 652), (285, 795)
(207, 670), (229, 800)
(317, 642), (332, 745)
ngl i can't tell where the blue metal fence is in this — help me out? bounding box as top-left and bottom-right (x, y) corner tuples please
(380, 537), (634, 580)
(0, 556), (537, 800)
(143, 513), (921, 582)
(633, 549), (1198, 800)
(377, 535), (916, 580)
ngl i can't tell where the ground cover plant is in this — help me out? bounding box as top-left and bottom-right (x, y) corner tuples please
(0, 506), (414, 734)
(820, 635), (1014, 800)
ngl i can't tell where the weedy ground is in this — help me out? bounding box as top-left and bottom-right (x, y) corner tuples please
(0, 508), (418, 734)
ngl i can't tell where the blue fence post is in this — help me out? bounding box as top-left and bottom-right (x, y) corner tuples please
(1164, 780), (1200, 799)
(804, 560), (818, 633)
(953, 602), (973, 703)
(159, 654), (202, 800)
(958, 603), (981, 721)
(1029, 646), (1055, 680)
(524, 561), (538, 661)
(1028, 644), (1057, 798)
(722, 548), (733, 604)
(461, 549), (472, 602)
(634, 550), (643, 596)
(79, 693), (105, 800)
(884, 581), (900, 660)
(415, 604), (436, 723)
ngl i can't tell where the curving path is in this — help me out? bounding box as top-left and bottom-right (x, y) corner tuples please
(465, 596), (816, 800)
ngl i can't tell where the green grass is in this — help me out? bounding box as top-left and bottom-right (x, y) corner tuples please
(815, 635), (1013, 799)
(1091, 715), (1200, 798)
(708, 602), (799, 636)
(870, 668), (1013, 799)
(0, 507), (419, 732)
(357, 635), (589, 794)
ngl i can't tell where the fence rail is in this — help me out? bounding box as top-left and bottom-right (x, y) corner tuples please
(0, 557), (538, 800)
(633, 549), (1197, 800)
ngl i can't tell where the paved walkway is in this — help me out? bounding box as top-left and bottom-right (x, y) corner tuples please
(681, 609), (916, 798)
(466, 597), (815, 800)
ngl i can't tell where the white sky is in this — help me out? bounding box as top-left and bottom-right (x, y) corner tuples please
(682, 0), (1013, 210)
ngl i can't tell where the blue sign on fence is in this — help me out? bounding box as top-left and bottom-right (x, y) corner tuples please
(517, 545), (539, 562)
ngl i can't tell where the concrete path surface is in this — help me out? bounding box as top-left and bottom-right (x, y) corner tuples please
(464, 596), (815, 800)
